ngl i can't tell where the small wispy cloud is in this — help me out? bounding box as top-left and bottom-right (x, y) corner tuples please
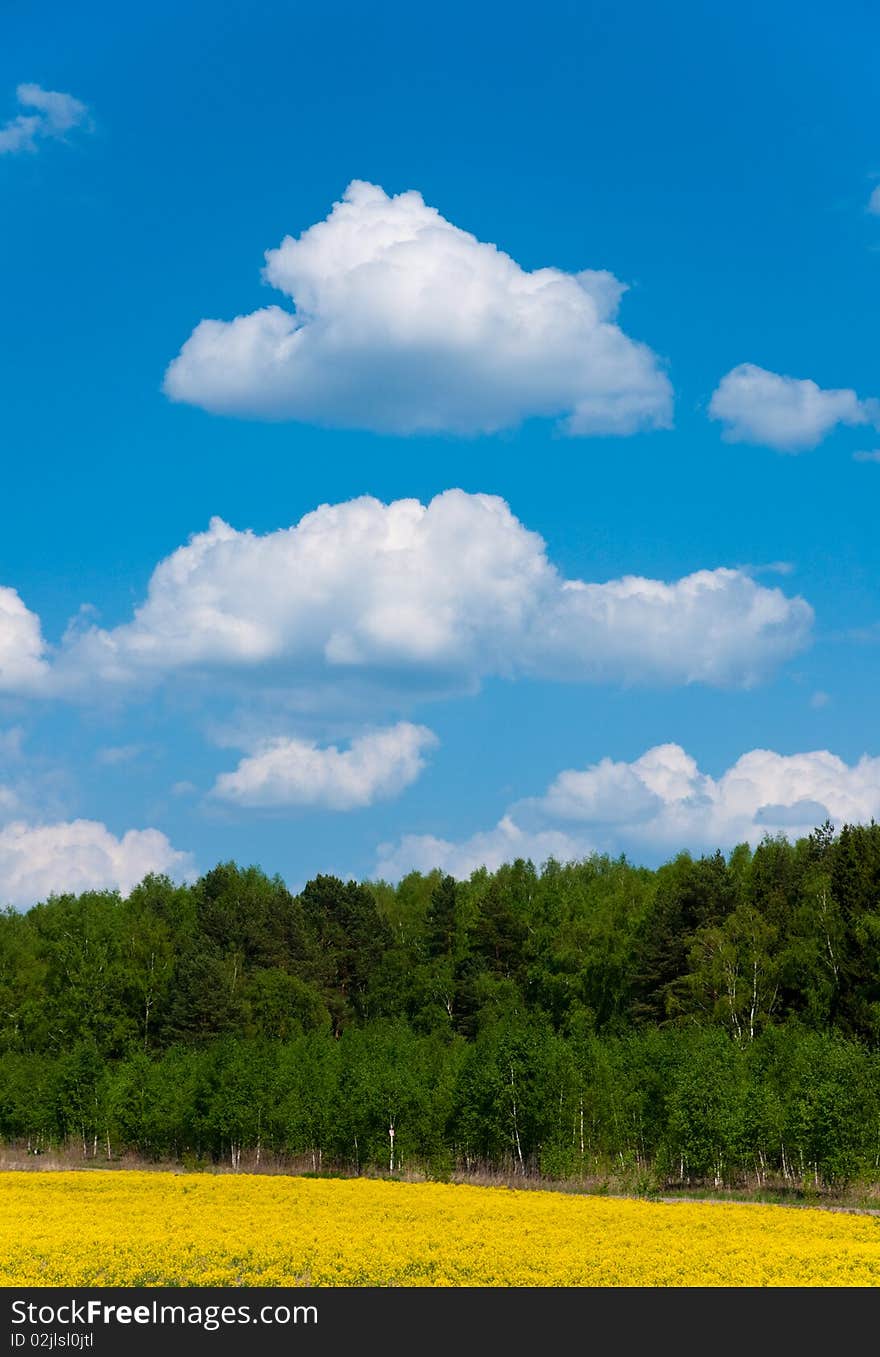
(0, 83), (91, 156)
(95, 744), (147, 767)
(868, 185), (880, 216)
(853, 449), (880, 463)
(737, 560), (795, 578)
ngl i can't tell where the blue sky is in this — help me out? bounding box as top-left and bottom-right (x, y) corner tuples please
(0, 0), (879, 904)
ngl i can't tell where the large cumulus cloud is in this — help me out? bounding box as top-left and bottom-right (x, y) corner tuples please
(30, 491), (813, 696)
(164, 180), (673, 437)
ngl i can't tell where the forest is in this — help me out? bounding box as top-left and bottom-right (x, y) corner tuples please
(1, 819), (879, 1190)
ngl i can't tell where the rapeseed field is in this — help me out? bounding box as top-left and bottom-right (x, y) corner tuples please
(1, 1171), (878, 1287)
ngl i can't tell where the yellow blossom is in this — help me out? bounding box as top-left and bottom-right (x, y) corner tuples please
(1, 1172), (878, 1287)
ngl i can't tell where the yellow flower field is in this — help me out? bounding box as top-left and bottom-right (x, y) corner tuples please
(1, 1171), (879, 1287)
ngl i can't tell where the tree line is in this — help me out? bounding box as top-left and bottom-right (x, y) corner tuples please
(1, 819), (879, 1186)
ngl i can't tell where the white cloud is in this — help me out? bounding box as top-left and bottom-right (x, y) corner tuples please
(164, 179), (673, 437)
(0, 819), (193, 910)
(546, 744), (880, 846)
(709, 363), (878, 451)
(0, 587), (50, 691)
(532, 743), (874, 845)
(376, 816), (589, 882)
(375, 743), (880, 879)
(40, 491), (812, 697)
(0, 736), (191, 909)
(868, 186), (880, 216)
(0, 83), (90, 155)
(212, 722), (437, 809)
(853, 449), (880, 463)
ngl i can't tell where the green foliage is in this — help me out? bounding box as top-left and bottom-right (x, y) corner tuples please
(1, 822), (880, 1185)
